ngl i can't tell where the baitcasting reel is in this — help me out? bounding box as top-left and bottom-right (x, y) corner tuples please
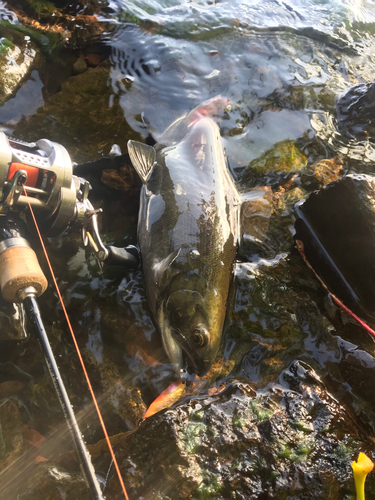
(0, 132), (139, 302)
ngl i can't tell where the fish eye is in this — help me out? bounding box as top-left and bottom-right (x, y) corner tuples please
(192, 328), (210, 347)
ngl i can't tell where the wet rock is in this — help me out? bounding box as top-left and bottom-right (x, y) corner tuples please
(0, 31), (40, 105)
(336, 80), (375, 141)
(73, 56), (87, 74)
(0, 399), (25, 465)
(0, 399), (65, 499)
(14, 67), (142, 163)
(239, 139), (307, 188)
(7, 463), (90, 500)
(294, 173), (375, 320)
(82, 349), (147, 430)
(106, 362), (374, 500)
(0, 299), (28, 340)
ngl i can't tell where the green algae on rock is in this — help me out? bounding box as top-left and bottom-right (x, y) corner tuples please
(240, 139), (307, 187)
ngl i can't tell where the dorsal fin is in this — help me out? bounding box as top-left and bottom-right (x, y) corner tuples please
(127, 140), (156, 184)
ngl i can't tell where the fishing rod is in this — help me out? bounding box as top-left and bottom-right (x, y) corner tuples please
(0, 132), (139, 499)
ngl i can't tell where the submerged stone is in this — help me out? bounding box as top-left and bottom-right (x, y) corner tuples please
(7, 0), (109, 47)
(240, 139), (307, 187)
(9, 463), (90, 500)
(305, 156), (344, 187)
(73, 56), (88, 74)
(14, 67), (142, 163)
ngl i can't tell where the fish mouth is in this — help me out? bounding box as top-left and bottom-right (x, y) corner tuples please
(171, 328), (211, 377)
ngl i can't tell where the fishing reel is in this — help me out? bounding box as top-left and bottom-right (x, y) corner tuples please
(0, 132), (139, 303)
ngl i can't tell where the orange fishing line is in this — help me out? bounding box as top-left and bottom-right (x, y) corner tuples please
(24, 190), (130, 500)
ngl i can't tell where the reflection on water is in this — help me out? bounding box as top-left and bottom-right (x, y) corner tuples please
(311, 111), (375, 162)
(1, 0), (375, 496)
(0, 71), (43, 131)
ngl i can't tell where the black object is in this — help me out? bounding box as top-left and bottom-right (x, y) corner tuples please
(23, 294), (104, 500)
(294, 173), (375, 321)
(105, 244), (140, 267)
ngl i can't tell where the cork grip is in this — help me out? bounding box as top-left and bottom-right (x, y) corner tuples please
(0, 246), (48, 302)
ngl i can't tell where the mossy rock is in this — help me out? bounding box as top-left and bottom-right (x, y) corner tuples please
(251, 140), (307, 174)
(241, 139), (307, 187)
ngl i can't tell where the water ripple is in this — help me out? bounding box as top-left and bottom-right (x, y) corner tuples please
(106, 0), (375, 46)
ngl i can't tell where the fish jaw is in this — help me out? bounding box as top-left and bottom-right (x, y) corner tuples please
(159, 287), (225, 376)
(160, 320), (221, 376)
(175, 328), (222, 377)
(158, 306), (183, 374)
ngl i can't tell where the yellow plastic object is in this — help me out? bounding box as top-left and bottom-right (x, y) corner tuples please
(352, 452), (374, 500)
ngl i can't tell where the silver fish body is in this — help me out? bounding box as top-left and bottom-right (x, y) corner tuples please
(128, 103), (240, 376)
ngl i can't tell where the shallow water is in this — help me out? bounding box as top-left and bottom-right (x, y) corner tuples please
(1, 0), (375, 497)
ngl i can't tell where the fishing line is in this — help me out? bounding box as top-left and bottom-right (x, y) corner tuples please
(296, 239), (375, 339)
(24, 189), (130, 500)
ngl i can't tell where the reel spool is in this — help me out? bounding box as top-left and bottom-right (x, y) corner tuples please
(0, 132), (77, 237)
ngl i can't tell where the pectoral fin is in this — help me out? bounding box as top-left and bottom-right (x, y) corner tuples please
(154, 248), (181, 286)
(127, 140), (156, 184)
(239, 187), (274, 256)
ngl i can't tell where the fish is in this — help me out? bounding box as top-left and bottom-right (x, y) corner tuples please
(127, 96), (269, 376)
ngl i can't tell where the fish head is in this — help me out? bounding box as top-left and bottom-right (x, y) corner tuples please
(187, 95), (230, 126)
(158, 274), (225, 376)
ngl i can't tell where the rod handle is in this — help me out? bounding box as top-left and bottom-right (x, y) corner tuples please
(0, 242), (47, 302)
